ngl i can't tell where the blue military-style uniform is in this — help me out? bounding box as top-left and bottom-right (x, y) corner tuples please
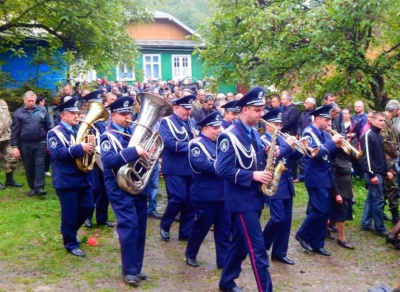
(217, 86), (273, 292)
(47, 96), (94, 254)
(82, 90), (112, 226)
(159, 94), (197, 240)
(260, 108), (303, 262)
(185, 112), (231, 269)
(100, 97), (148, 277)
(296, 104), (339, 251)
(221, 100), (240, 130)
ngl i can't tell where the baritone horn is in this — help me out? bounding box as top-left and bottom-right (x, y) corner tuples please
(117, 93), (173, 195)
(75, 100), (109, 173)
(328, 129), (363, 159)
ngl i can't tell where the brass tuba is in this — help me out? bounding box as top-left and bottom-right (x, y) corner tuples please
(75, 100), (109, 173)
(117, 93), (173, 195)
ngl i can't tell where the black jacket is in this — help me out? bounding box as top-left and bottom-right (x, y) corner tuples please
(297, 108), (314, 136)
(11, 105), (51, 146)
(361, 125), (387, 178)
(281, 103), (299, 136)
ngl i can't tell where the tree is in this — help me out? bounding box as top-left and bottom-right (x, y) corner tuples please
(0, 0), (151, 77)
(195, 0), (400, 109)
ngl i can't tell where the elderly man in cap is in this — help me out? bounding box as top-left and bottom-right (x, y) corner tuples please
(159, 94), (197, 242)
(295, 104), (344, 256)
(220, 100), (240, 130)
(80, 90), (115, 228)
(100, 96), (151, 286)
(47, 96), (95, 257)
(185, 111), (231, 269)
(260, 108), (301, 265)
(217, 86), (273, 292)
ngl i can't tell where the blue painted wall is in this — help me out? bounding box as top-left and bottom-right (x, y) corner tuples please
(0, 40), (66, 93)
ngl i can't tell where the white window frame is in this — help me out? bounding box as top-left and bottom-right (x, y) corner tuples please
(143, 54), (161, 80)
(171, 54), (192, 80)
(116, 64), (135, 81)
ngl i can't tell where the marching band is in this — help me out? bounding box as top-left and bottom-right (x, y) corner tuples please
(37, 85), (396, 292)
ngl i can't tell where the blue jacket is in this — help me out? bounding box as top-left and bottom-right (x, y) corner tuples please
(47, 124), (90, 189)
(159, 114), (195, 176)
(221, 119), (231, 130)
(302, 124), (338, 188)
(216, 119), (266, 212)
(100, 123), (146, 201)
(261, 133), (303, 199)
(189, 134), (224, 202)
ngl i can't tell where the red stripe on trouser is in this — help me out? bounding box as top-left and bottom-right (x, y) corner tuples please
(238, 212), (263, 292)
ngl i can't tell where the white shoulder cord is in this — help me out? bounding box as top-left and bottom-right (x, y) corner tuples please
(164, 117), (188, 141)
(105, 132), (123, 152)
(226, 132), (256, 169)
(52, 127), (75, 147)
(304, 129), (321, 146)
(188, 138), (215, 174)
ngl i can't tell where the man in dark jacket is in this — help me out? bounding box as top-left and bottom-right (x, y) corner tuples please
(11, 91), (51, 196)
(281, 91), (300, 180)
(294, 97), (316, 183)
(360, 111), (393, 237)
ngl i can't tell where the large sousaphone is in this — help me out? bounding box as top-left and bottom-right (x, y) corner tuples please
(117, 93), (173, 195)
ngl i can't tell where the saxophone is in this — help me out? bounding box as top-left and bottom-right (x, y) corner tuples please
(260, 119), (287, 196)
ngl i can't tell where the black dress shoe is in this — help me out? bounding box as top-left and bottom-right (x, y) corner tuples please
(84, 218), (93, 228)
(326, 230), (335, 240)
(98, 221), (115, 228)
(312, 247), (331, 256)
(123, 274), (140, 286)
(271, 256), (295, 265)
(160, 228), (170, 241)
(295, 234), (313, 252)
(337, 239), (354, 250)
(386, 235), (400, 249)
(28, 190), (36, 196)
(70, 248), (85, 257)
(186, 257), (200, 267)
(219, 286), (244, 292)
(135, 273), (148, 280)
(373, 230), (390, 237)
(35, 188), (47, 196)
(148, 211), (162, 219)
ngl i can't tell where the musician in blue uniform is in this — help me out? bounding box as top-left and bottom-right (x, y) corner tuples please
(82, 90), (114, 228)
(260, 108), (301, 265)
(159, 95), (197, 241)
(217, 86), (273, 292)
(185, 111), (231, 269)
(47, 96), (95, 257)
(221, 100), (240, 130)
(295, 104), (343, 256)
(100, 96), (150, 286)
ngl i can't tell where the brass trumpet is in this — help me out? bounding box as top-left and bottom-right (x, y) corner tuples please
(259, 120), (318, 157)
(328, 129), (363, 159)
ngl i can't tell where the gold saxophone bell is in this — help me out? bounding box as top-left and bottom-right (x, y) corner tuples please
(75, 101), (109, 173)
(328, 129), (363, 159)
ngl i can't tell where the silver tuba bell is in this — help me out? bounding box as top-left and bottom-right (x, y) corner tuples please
(117, 93), (173, 195)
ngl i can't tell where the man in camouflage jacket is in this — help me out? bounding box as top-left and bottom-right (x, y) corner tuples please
(0, 99), (22, 189)
(381, 100), (400, 224)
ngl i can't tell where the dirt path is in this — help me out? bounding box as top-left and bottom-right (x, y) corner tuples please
(0, 191), (398, 292)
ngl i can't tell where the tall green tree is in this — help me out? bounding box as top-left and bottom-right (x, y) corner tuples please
(195, 0), (400, 108)
(0, 0), (151, 76)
